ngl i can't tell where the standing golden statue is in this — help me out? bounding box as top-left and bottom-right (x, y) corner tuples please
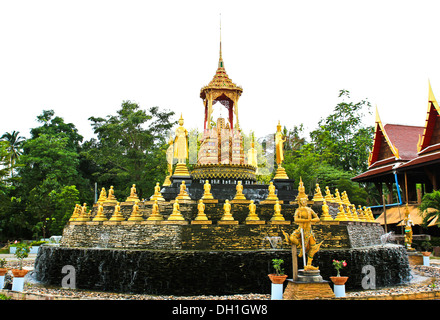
(163, 136), (174, 186)
(403, 204), (414, 250)
(283, 197), (323, 271)
(273, 121), (289, 180)
(173, 114), (190, 177)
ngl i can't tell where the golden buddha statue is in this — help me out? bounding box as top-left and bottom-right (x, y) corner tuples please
(126, 184), (139, 202)
(233, 181), (246, 200)
(106, 186), (117, 203)
(320, 200), (333, 221)
(221, 200), (234, 221)
(93, 203), (108, 221)
(173, 114), (190, 177)
(334, 189), (342, 204)
(246, 200), (260, 221)
(176, 181), (191, 200)
(324, 186), (334, 202)
(194, 199), (209, 221)
(97, 187), (107, 203)
(273, 121), (289, 180)
(150, 182), (165, 202)
(69, 204), (81, 221)
(295, 177), (308, 203)
(341, 191), (350, 206)
(128, 200), (143, 221)
(350, 204), (360, 221)
(271, 200), (285, 221)
(282, 197), (322, 271)
(167, 198), (185, 221)
(357, 205), (366, 221)
(147, 199), (164, 221)
(266, 182), (278, 201)
(202, 180), (214, 200)
(109, 202), (125, 221)
(312, 183), (324, 202)
(76, 203), (91, 222)
(334, 204), (349, 221)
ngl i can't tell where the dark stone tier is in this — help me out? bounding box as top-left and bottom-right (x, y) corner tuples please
(34, 244), (410, 295)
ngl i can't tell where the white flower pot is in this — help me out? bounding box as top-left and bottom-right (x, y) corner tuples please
(423, 256), (430, 266)
(12, 276), (25, 292)
(333, 284), (346, 297)
(271, 283), (284, 300)
(0, 275), (5, 289)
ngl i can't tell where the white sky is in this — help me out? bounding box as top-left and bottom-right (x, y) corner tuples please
(1, 0), (439, 142)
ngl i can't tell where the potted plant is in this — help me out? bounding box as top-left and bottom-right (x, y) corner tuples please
(268, 258), (288, 284)
(0, 258), (7, 289)
(421, 241), (432, 257)
(11, 242), (30, 291)
(268, 258), (288, 300)
(330, 259), (348, 285)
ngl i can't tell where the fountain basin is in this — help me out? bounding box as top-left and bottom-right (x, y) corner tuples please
(34, 244), (410, 295)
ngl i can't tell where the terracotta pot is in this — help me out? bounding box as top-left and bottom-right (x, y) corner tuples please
(268, 274), (288, 284)
(11, 269), (28, 277)
(330, 276), (348, 285)
(0, 268), (7, 276)
(422, 251), (432, 257)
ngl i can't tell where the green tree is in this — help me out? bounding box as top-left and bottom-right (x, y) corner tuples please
(310, 90), (373, 174)
(0, 131), (25, 179)
(420, 190), (440, 228)
(84, 101), (176, 199)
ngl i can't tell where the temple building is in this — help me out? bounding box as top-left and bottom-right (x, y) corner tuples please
(352, 82), (440, 237)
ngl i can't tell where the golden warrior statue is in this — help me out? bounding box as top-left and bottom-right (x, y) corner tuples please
(283, 197), (323, 271)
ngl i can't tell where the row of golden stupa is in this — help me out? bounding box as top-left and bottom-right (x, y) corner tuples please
(68, 178), (377, 224)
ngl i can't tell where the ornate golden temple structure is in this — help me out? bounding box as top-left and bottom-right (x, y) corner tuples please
(186, 35), (257, 183)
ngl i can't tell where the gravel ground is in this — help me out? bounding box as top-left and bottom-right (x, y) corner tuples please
(2, 255), (440, 300)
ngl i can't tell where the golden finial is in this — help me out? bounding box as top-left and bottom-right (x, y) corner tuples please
(219, 13), (224, 68)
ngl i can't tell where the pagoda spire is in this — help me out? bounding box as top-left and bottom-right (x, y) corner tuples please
(219, 13), (224, 69)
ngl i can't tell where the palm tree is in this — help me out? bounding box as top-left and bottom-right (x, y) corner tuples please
(1, 131), (25, 178)
(419, 190), (440, 228)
